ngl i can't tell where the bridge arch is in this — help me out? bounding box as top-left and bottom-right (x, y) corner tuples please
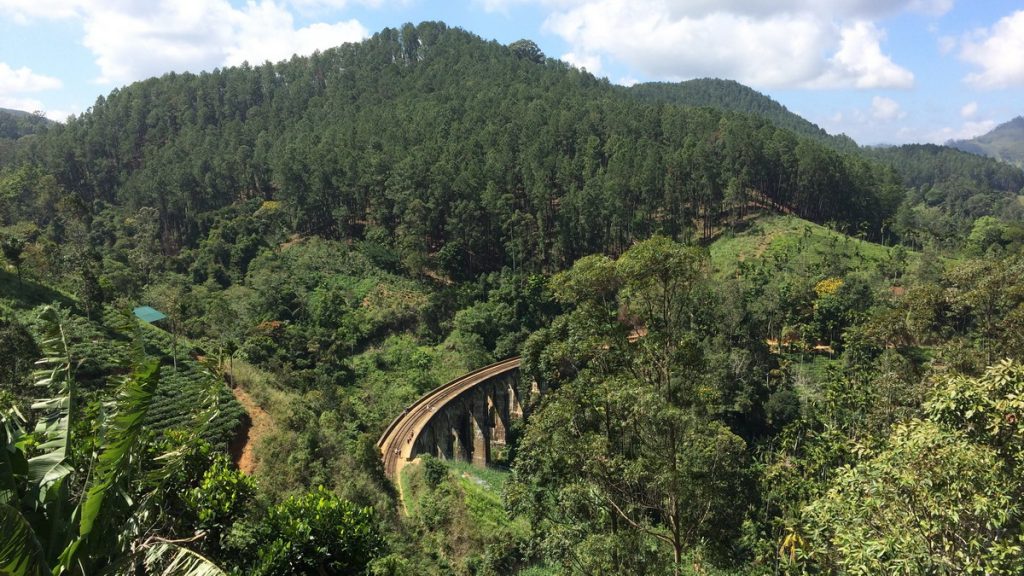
(377, 357), (523, 480)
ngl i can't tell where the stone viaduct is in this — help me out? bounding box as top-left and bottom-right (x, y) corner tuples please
(377, 357), (525, 480)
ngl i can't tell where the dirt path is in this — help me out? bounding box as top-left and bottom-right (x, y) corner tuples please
(229, 385), (273, 475)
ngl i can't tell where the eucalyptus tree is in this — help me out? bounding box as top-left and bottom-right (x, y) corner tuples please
(510, 237), (775, 575)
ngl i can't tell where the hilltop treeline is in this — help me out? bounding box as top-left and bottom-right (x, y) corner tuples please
(628, 78), (859, 152)
(9, 22), (902, 276)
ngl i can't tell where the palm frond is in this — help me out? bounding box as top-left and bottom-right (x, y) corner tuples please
(139, 541), (226, 576)
(25, 307), (74, 502)
(1, 408), (27, 507)
(0, 503), (50, 576)
(80, 359), (160, 534)
(55, 359), (161, 573)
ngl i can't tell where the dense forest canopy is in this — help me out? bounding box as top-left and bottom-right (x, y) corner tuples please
(6, 22), (910, 270)
(0, 108), (53, 139)
(2, 19), (1024, 576)
(627, 78), (860, 153)
(0, 108), (54, 166)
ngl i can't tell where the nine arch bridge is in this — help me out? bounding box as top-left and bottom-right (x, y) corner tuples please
(377, 357), (524, 480)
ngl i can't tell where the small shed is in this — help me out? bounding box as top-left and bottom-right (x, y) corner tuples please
(133, 306), (167, 324)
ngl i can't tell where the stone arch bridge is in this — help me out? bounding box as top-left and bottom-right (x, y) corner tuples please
(377, 357), (523, 480)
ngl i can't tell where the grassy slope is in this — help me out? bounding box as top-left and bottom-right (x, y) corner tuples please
(710, 215), (911, 403)
(710, 215), (900, 276)
(400, 459), (525, 533)
(400, 458), (558, 573)
(0, 268), (77, 311)
(444, 461), (522, 534)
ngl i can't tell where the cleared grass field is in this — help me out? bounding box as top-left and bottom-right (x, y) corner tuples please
(710, 215), (902, 277)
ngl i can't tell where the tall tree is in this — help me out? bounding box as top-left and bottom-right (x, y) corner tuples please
(510, 237), (768, 574)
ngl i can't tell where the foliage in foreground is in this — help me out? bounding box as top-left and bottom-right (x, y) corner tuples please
(803, 360), (1024, 573)
(0, 307), (385, 575)
(0, 306), (225, 575)
(510, 237), (782, 574)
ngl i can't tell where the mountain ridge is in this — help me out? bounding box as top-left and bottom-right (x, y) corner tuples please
(0, 107), (54, 140)
(626, 78), (859, 152)
(948, 116), (1024, 169)
(3, 22), (899, 267)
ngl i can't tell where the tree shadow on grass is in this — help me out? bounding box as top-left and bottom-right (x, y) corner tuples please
(0, 268), (76, 310)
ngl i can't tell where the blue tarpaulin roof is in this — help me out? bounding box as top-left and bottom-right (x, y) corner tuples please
(133, 306), (167, 323)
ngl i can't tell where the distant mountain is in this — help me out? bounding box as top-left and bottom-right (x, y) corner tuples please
(626, 78), (859, 152)
(0, 107), (54, 139)
(0, 107), (36, 118)
(948, 116), (1024, 168)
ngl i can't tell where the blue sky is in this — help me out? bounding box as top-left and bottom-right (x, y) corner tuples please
(1, 0), (1021, 145)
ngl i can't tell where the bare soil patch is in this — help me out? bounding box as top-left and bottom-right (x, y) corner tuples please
(229, 385), (273, 475)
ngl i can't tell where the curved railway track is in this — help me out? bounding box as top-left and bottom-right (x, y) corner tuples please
(377, 357), (521, 480)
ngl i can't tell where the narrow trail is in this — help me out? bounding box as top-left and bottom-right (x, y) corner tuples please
(229, 385), (273, 475)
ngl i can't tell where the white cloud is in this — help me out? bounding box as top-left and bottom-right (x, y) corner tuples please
(222, 2), (368, 68)
(960, 10), (1024, 88)
(0, 61), (62, 113)
(926, 119), (997, 143)
(937, 35), (956, 54)
(809, 21), (914, 88)
(0, 0), (89, 23)
(43, 108), (75, 122)
(870, 96), (904, 120)
(960, 101), (978, 118)
(286, 0), (407, 14)
(479, 0), (952, 18)
(0, 96), (46, 113)
(0, 62), (62, 94)
(907, 0), (953, 17)
(561, 51), (602, 74)
(541, 2), (914, 89)
(1, 0), (369, 85)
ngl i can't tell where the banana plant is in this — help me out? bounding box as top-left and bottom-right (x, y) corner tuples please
(0, 306), (226, 576)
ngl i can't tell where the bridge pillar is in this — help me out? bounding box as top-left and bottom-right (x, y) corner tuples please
(489, 382), (508, 445)
(509, 378), (523, 419)
(452, 408), (471, 462)
(470, 388), (490, 467)
(432, 414), (452, 460)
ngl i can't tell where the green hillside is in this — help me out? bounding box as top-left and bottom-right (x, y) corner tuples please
(949, 116), (1024, 168)
(4, 19), (1024, 576)
(626, 80), (1024, 245)
(710, 214), (902, 277)
(0, 107), (54, 138)
(3, 22), (903, 269)
(628, 78), (859, 152)
(0, 275), (244, 449)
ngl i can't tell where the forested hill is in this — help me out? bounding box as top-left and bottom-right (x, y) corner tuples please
(7, 21), (901, 275)
(864, 143), (1024, 192)
(0, 107), (54, 139)
(949, 116), (1024, 168)
(627, 78), (859, 152)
